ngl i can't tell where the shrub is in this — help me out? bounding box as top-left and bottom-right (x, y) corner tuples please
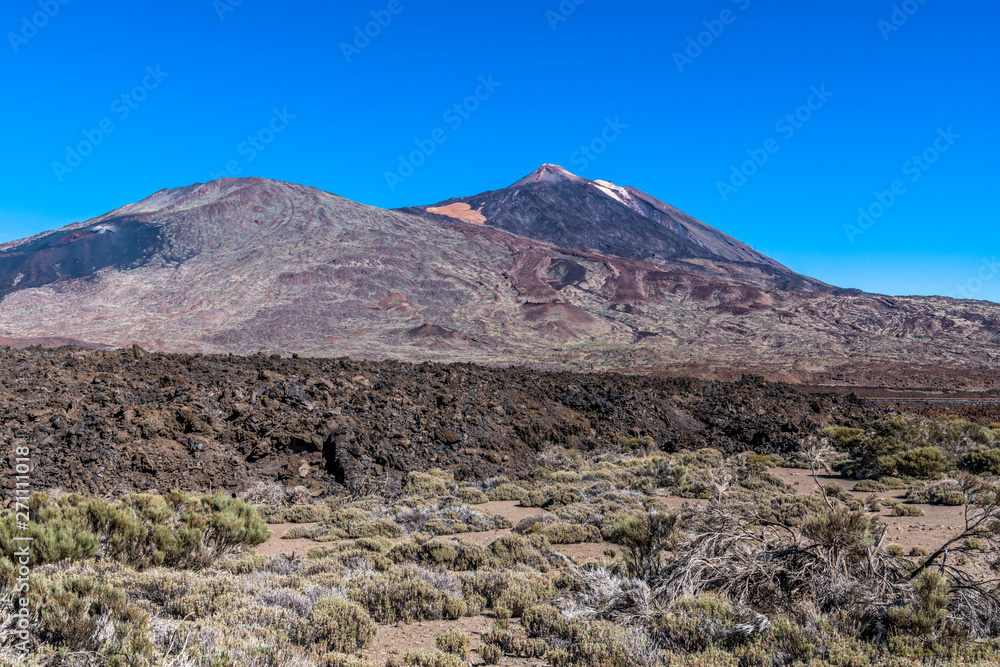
(822, 482), (845, 498)
(461, 570), (553, 614)
(693, 448), (725, 467)
(801, 511), (874, 558)
(283, 504), (330, 523)
(887, 571), (950, 636)
(456, 486), (488, 504)
(352, 518), (404, 539)
(853, 479), (887, 493)
(35, 576), (153, 660)
(565, 621), (642, 667)
(0, 492), (268, 568)
(894, 447), (947, 480)
(879, 476), (908, 490)
(522, 604), (568, 638)
(824, 427), (866, 449)
(962, 446), (1000, 475)
(391, 538), (490, 571)
(609, 512), (677, 578)
(486, 483), (529, 503)
(348, 566), (467, 623)
(892, 504), (925, 517)
(487, 533), (550, 569)
(403, 651), (467, 667)
(404, 469), (456, 497)
(480, 644), (502, 665)
(296, 597), (376, 654)
(907, 480), (966, 506)
(514, 516), (601, 544)
(436, 630), (471, 658)
(495, 576), (545, 618)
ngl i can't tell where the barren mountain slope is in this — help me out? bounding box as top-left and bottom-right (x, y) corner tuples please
(0, 177), (998, 388)
(405, 164), (838, 293)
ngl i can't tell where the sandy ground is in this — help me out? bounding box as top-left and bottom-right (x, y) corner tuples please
(364, 615), (535, 666)
(257, 522), (321, 557)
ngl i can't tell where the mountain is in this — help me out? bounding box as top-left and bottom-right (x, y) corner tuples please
(1, 172), (999, 389)
(403, 164), (835, 293)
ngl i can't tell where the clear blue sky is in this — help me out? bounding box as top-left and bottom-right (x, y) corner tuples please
(2, 0), (997, 301)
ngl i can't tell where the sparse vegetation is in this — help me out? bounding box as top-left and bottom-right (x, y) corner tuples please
(5, 411), (1000, 666)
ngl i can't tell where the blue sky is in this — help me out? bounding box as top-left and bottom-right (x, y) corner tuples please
(2, 0), (997, 301)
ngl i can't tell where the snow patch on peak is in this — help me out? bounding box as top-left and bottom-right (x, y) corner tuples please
(591, 180), (632, 205)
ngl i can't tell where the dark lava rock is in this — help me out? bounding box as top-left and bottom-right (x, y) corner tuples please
(0, 347), (888, 497)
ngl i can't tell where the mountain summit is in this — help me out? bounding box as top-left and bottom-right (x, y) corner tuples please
(510, 163), (588, 186)
(406, 164), (828, 292)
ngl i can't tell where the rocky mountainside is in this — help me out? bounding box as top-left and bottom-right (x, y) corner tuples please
(0, 173), (998, 388)
(0, 346), (884, 497)
(404, 164), (835, 293)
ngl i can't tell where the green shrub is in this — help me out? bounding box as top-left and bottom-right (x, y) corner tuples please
(480, 644), (502, 665)
(347, 566), (467, 623)
(824, 427), (866, 449)
(35, 576), (153, 660)
(296, 598), (376, 654)
(962, 446), (1000, 475)
(486, 533), (550, 569)
(522, 604), (568, 638)
(608, 512), (677, 578)
(879, 476), (908, 490)
(390, 538), (489, 571)
(351, 518), (404, 539)
(0, 492), (268, 569)
(456, 486), (488, 504)
(283, 504), (330, 523)
(486, 483), (529, 503)
(436, 630), (471, 658)
(460, 570), (553, 613)
(907, 480), (965, 506)
(565, 621), (640, 667)
(853, 479), (887, 493)
(404, 469), (456, 497)
(887, 571), (950, 636)
(895, 447), (947, 479)
(801, 511), (874, 558)
(892, 504), (925, 517)
(514, 516), (601, 544)
(403, 651), (467, 667)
